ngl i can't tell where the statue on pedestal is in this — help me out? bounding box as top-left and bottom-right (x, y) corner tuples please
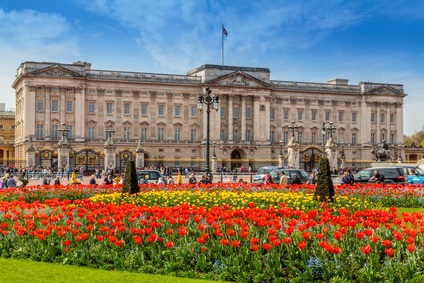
(371, 140), (391, 162)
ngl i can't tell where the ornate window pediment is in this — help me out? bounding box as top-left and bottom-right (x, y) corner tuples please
(205, 71), (270, 88)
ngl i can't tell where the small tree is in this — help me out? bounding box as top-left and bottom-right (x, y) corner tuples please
(121, 160), (140, 194)
(314, 157), (334, 202)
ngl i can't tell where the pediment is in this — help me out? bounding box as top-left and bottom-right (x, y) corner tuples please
(206, 71), (270, 88)
(28, 65), (84, 78)
(366, 86), (404, 96)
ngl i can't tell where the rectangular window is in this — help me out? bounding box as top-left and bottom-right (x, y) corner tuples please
(390, 114), (394, 123)
(158, 128), (164, 140)
(220, 129), (225, 141)
(232, 130), (238, 141)
(37, 100), (44, 111)
(325, 111), (330, 121)
(371, 133), (375, 144)
(36, 125), (44, 138)
(283, 109), (289, 120)
(141, 104), (148, 115)
(371, 112), (376, 123)
(233, 108), (239, 119)
(10, 125), (15, 130)
(191, 129), (197, 141)
(66, 101), (73, 112)
(67, 126), (73, 139)
(158, 105), (165, 116)
(51, 100), (59, 112)
(141, 127), (148, 140)
(246, 107), (251, 119)
(270, 109), (275, 120)
(191, 106), (197, 117)
(88, 102), (95, 114)
(352, 112), (357, 123)
(311, 132), (317, 143)
(381, 113), (385, 123)
(88, 126), (95, 139)
(124, 103), (131, 115)
(220, 107), (225, 118)
(175, 105), (181, 117)
(390, 133), (395, 144)
(283, 131), (289, 143)
(123, 127), (131, 140)
(381, 133), (385, 143)
(311, 110), (317, 121)
(352, 133), (357, 145)
(106, 103), (113, 114)
(298, 109), (303, 121)
(270, 131), (274, 143)
(338, 112), (344, 122)
(51, 125), (58, 139)
(245, 129), (251, 141)
(298, 132), (303, 143)
(175, 128), (181, 141)
(338, 132), (344, 143)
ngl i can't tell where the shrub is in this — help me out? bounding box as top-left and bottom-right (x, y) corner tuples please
(314, 157), (334, 201)
(121, 160), (139, 194)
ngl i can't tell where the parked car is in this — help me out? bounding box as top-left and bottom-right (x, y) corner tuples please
(269, 169), (310, 184)
(353, 167), (405, 184)
(398, 166), (424, 184)
(252, 166), (283, 183)
(136, 170), (164, 184)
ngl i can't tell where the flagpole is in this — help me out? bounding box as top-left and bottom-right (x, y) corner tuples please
(222, 25), (224, 65)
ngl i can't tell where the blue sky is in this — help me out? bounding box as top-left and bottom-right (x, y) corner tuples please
(0, 0), (423, 136)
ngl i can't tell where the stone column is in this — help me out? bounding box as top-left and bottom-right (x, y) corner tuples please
(241, 95), (246, 141)
(228, 95), (233, 141)
(211, 155), (217, 174)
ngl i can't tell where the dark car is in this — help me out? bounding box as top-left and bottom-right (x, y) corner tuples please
(354, 167), (405, 184)
(269, 169), (310, 184)
(136, 170), (164, 184)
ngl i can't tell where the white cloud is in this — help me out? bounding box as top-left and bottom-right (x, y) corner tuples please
(0, 9), (80, 108)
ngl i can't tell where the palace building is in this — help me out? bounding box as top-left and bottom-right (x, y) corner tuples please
(12, 61), (406, 172)
(0, 103), (15, 166)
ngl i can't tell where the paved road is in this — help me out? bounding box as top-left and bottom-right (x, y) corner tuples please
(20, 172), (255, 186)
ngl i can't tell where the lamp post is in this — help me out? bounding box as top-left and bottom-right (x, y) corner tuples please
(340, 141), (346, 169)
(321, 123), (326, 157)
(279, 140), (283, 155)
(321, 122), (336, 157)
(288, 121), (298, 138)
(198, 87), (220, 179)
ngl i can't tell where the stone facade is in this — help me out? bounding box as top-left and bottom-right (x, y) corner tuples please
(12, 61), (407, 172)
(0, 103), (15, 165)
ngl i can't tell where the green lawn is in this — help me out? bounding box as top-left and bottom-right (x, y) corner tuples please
(0, 258), (226, 283)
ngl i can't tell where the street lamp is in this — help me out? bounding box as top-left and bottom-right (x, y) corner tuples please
(279, 140), (283, 155)
(288, 121), (298, 138)
(321, 122), (336, 157)
(105, 123), (115, 145)
(198, 87), (220, 179)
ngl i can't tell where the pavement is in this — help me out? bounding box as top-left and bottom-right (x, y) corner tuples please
(22, 173), (255, 186)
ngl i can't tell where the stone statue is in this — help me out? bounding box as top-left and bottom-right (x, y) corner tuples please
(371, 140), (391, 162)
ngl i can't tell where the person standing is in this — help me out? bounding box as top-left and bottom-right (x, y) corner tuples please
(279, 172), (288, 185)
(7, 175), (17, 188)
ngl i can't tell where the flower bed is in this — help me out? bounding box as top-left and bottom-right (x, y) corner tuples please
(0, 184), (424, 282)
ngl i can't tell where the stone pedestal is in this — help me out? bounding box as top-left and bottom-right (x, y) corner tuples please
(104, 147), (116, 170)
(58, 147), (70, 170)
(26, 137), (36, 167)
(135, 140), (144, 168)
(278, 154), (284, 167)
(212, 155), (217, 173)
(325, 138), (338, 169)
(287, 137), (300, 168)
